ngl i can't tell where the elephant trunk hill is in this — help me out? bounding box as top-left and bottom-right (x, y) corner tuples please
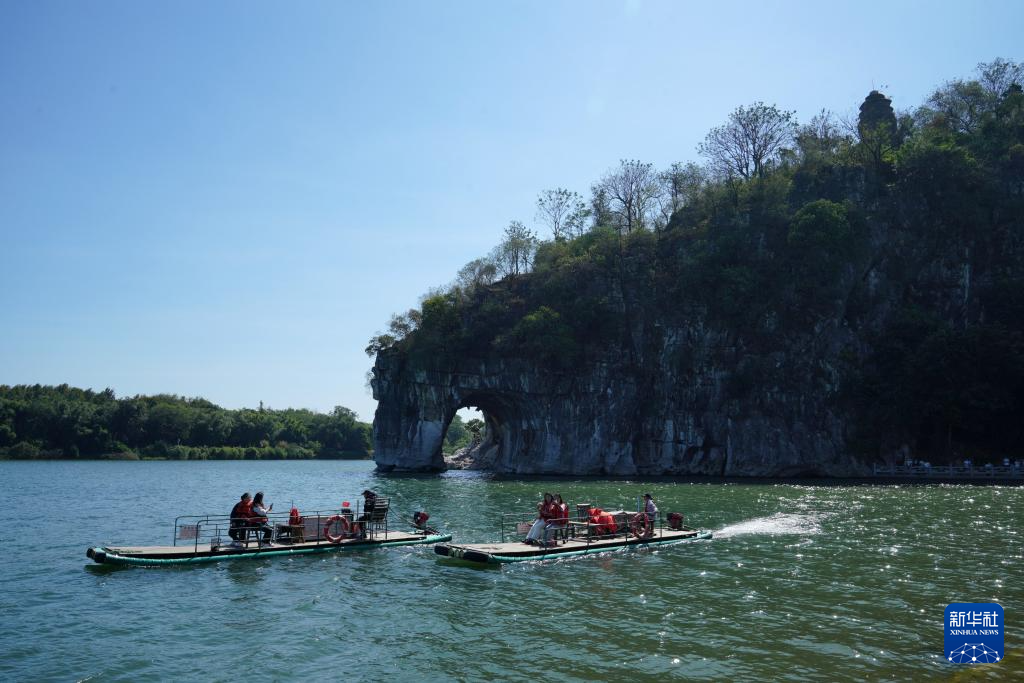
(370, 81), (1024, 475)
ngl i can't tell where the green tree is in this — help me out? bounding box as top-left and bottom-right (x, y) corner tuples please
(496, 306), (579, 368)
(491, 220), (538, 277)
(536, 188), (589, 240)
(145, 402), (193, 445)
(230, 409), (279, 446)
(699, 102), (796, 179)
(595, 159), (663, 233)
(191, 410), (234, 446)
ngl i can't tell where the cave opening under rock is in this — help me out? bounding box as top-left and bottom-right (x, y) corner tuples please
(437, 391), (523, 470)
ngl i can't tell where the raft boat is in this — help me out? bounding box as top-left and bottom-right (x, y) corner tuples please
(87, 501), (449, 567)
(435, 506), (712, 565)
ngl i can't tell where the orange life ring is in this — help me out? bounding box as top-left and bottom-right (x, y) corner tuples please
(323, 514), (351, 543)
(629, 513), (647, 538)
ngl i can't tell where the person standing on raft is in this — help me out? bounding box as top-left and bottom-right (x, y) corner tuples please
(642, 493), (658, 537)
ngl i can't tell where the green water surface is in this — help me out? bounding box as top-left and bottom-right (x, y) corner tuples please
(0, 460), (1019, 681)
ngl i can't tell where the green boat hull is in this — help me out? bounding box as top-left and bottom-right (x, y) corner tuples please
(436, 529), (713, 565)
(88, 533), (452, 567)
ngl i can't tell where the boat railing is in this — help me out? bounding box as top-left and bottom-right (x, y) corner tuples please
(498, 507), (672, 546)
(172, 504), (391, 552)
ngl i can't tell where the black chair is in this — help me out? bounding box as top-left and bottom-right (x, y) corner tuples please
(229, 522), (268, 547)
(549, 522), (572, 545)
(365, 497), (390, 538)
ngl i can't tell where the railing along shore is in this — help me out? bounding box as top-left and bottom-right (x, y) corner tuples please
(872, 464), (1023, 479)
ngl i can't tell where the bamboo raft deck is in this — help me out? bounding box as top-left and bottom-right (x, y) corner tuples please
(87, 502), (449, 567)
(435, 526), (712, 565)
(89, 530), (451, 567)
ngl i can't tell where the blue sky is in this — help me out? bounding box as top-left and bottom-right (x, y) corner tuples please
(2, 1), (1021, 421)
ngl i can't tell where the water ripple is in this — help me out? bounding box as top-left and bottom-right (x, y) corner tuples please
(0, 462), (1020, 681)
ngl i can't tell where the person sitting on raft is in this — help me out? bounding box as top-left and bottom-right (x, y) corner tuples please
(250, 491), (274, 545)
(547, 493), (570, 542)
(556, 494), (570, 523)
(229, 492), (253, 542)
(524, 493), (557, 545)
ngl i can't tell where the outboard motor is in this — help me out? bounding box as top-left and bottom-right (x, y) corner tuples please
(667, 512), (684, 530)
(412, 511), (437, 534)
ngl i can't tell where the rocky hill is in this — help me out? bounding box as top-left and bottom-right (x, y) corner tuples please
(370, 64), (1024, 475)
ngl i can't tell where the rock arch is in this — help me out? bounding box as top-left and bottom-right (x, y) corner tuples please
(370, 348), (864, 476)
(370, 353), (635, 474)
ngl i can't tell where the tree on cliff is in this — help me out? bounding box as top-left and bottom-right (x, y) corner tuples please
(658, 162), (708, 223)
(698, 102), (796, 180)
(455, 257), (498, 292)
(594, 159), (663, 233)
(589, 184), (615, 229)
(491, 220), (538, 277)
(795, 110), (849, 164)
(536, 188), (589, 240)
(920, 59), (1024, 135)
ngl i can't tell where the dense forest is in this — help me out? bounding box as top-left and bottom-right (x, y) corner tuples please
(368, 59), (1024, 465)
(0, 384), (371, 460)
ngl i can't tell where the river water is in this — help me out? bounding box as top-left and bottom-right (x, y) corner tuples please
(0, 460), (1019, 681)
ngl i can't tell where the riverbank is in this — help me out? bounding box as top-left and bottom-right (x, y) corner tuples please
(0, 450), (372, 462)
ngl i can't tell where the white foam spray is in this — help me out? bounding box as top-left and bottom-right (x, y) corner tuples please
(715, 512), (824, 539)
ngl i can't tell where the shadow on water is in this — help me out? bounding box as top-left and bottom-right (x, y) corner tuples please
(378, 467), (1024, 487)
(434, 556), (501, 571)
(83, 562), (127, 576)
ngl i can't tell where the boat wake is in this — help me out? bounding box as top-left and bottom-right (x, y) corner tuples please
(715, 512), (824, 539)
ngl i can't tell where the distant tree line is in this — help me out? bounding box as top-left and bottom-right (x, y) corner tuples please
(367, 58), (1024, 464)
(0, 384), (372, 460)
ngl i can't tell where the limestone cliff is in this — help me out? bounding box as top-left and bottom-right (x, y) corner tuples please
(371, 327), (861, 476)
(370, 85), (1024, 474)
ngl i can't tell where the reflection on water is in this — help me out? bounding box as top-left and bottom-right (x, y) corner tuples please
(0, 460), (1019, 681)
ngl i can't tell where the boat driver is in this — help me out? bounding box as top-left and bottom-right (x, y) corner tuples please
(357, 490), (378, 538)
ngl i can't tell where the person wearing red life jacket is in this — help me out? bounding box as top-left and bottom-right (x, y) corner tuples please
(524, 493), (556, 545)
(548, 493), (569, 542)
(250, 491), (274, 545)
(229, 492), (253, 542)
